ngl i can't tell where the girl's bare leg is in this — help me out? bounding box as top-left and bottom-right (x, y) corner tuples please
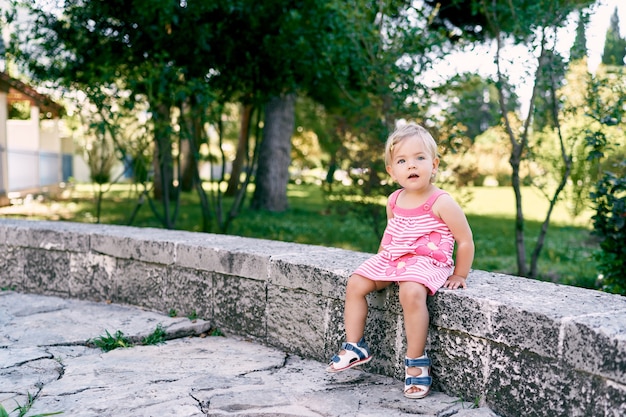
(344, 274), (392, 343)
(399, 281), (429, 395)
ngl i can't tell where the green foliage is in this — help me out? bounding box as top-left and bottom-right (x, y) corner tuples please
(90, 330), (132, 352)
(590, 167), (626, 295)
(8, 101), (31, 120)
(209, 328), (224, 337)
(141, 324), (167, 346)
(601, 7), (626, 67)
(0, 392), (63, 417)
(434, 73), (517, 142)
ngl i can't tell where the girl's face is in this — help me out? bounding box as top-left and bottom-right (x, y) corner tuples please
(386, 135), (439, 191)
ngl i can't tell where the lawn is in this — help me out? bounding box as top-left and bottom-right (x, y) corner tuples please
(0, 182), (600, 290)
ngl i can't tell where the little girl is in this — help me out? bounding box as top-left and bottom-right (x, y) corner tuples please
(326, 123), (474, 399)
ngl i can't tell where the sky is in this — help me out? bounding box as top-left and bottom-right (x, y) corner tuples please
(585, 0), (626, 70)
(427, 0), (625, 106)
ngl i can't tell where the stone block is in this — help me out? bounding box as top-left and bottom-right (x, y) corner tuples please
(90, 226), (180, 264)
(4, 220), (90, 252)
(162, 265), (213, 320)
(266, 285), (329, 361)
(322, 297), (346, 360)
(110, 259), (167, 309)
(177, 242), (268, 280)
(0, 245), (24, 290)
(428, 328), (490, 401)
(213, 272), (266, 339)
(562, 308), (626, 383)
(22, 248), (71, 295)
(363, 305), (405, 379)
(484, 344), (626, 417)
(428, 289), (493, 337)
(176, 234), (297, 280)
(269, 247), (370, 297)
(67, 252), (117, 302)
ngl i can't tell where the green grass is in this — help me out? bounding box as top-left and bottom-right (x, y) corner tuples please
(0, 182), (600, 289)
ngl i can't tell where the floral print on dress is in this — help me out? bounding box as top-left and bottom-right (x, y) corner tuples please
(386, 253), (417, 277)
(415, 231), (451, 263)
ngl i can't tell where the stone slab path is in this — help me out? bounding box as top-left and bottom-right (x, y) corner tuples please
(0, 291), (498, 416)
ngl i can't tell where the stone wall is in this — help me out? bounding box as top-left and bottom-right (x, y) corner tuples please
(0, 219), (624, 417)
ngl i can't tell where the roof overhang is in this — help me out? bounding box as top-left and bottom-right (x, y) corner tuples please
(0, 72), (64, 118)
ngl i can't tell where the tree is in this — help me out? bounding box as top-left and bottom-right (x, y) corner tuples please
(435, 73), (517, 142)
(431, 0), (595, 278)
(247, 0), (420, 211)
(486, 0), (594, 278)
(570, 9), (589, 61)
(601, 7), (626, 67)
(8, 0), (219, 229)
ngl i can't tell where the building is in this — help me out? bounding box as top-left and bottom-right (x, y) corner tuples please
(0, 72), (70, 207)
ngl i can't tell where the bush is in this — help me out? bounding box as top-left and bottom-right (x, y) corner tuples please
(590, 167), (626, 295)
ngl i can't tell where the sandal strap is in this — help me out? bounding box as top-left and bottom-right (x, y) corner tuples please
(405, 375), (432, 386)
(405, 357), (431, 368)
(340, 340), (370, 360)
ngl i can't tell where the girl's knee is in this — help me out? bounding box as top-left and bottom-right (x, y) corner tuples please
(346, 274), (377, 296)
(399, 282), (428, 306)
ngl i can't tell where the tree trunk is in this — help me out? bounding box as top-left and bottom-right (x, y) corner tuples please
(510, 149), (528, 277)
(225, 103), (253, 196)
(180, 101), (202, 192)
(250, 94), (295, 212)
(151, 103), (176, 228)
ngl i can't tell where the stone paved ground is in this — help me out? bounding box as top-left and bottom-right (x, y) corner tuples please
(0, 291), (498, 417)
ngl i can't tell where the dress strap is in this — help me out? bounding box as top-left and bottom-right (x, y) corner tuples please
(388, 189), (404, 210)
(423, 189), (448, 211)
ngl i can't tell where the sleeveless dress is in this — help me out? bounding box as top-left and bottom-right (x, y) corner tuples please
(353, 188), (455, 295)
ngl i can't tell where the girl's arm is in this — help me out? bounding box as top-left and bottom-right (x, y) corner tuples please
(378, 194), (395, 253)
(434, 194), (475, 289)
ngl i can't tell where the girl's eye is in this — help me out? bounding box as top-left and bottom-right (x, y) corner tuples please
(418, 156), (426, 160)
(397, 159), (405, 164)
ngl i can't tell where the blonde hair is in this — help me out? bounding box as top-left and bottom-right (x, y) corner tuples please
(384, 123), (439, 167)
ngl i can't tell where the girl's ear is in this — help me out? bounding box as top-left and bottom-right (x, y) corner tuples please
(432, 157), (440, 172)
(386, 165), (395, 180)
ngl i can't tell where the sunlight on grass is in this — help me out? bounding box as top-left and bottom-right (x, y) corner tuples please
(457, 186), (593, 227)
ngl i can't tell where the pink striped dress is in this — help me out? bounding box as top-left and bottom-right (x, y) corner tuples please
(353, 188), (455, 295)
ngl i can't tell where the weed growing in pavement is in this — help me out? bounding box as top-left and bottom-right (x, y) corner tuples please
(209, 327), (224, 337)
(90, 330), (132, 352)
(91, 322), (223, 352)
(0, 391), (63, 417)
(187, 310), (198, 320)
(450, 394), (481, 409)
(168, 308), (177, 317)
(141, 324), (166, 346)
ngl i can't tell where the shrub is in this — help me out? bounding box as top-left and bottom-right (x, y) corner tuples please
(590, 167), (626, 295)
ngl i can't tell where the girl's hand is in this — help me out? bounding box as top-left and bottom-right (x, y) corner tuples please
(443, 274), (467, 290)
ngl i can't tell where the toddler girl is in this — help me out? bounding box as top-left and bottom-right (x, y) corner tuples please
(326, 123), (474, 399)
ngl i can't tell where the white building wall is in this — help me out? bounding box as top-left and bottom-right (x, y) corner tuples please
(6, 119), (39, 150)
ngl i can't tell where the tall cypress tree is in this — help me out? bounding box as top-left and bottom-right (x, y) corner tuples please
(570, 9), (588, 61)
(601, 7), (626, 66)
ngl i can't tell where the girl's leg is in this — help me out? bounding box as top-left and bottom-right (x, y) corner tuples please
(327, 274), (393, 371)
(344, 274), (392, 343)
(398, 281), (429, 396)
